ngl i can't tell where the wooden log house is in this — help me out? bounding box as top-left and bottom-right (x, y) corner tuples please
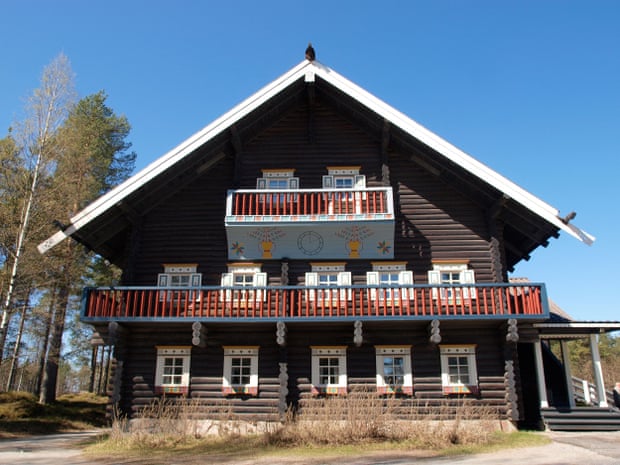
(39, 50), (620, 430)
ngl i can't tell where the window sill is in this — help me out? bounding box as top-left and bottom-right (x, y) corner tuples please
(155, 385), (189, 395)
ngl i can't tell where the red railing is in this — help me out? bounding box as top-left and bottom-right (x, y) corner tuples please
(82, 284), (547, 320)
(227, 188), (392, 217)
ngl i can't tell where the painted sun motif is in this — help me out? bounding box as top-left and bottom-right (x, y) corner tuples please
(377, 240), (391, 254)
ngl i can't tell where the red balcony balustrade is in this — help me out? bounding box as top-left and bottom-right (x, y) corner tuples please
(82, 283), (548, 321)
(227, 188), (393, 218)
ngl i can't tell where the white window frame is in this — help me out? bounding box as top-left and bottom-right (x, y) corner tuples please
(439, 345), (479, 395)
(157, 264), (202, 302)
(257, 169), (299, 205)
(305, 262), (351, 302)
(221, 263), (267, 304)
(155, 346), (191, 395)
(222, 346), (259, 396)
(375, 346), (413, 395)
(367, 262), (414, 303)
(322, 166), (366, 214)
(428, 262), (476, 304)
(311, 346), (348, 395)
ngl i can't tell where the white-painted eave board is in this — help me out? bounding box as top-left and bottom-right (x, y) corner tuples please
(308, 62), (594, 246)
(38, 59), (594, 254)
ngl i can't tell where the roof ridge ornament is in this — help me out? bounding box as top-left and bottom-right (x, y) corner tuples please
(305, 43), (315, 61)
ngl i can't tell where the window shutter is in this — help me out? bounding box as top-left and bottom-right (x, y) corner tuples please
(158, 273), (169, 287)
(254, 272), (267, 301)
(305, 272), (318, 301)
(338, 271), (352, 300)
(399, 270), (414, 300)
(289, 177), (299, 189)
(354, 174), (366, 188)
(256, 178), (267, 189)
(322, 175), (334, 188)
(460, 269), (476, 299)
(221, 273), (233, 302)
(366, 271), (379, 300)
(428, 270), (441, 300)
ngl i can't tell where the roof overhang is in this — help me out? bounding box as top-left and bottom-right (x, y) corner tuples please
(38, 59), (595, 261)
(535, 321), (620, 338)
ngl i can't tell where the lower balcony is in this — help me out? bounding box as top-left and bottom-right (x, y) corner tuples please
(82, 283), (548, 322)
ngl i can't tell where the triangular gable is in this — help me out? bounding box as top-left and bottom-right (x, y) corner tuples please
(38, 59), (594, 254)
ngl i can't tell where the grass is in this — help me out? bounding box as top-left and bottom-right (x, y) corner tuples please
(0, 391), (108, 438)
(84, 430), (550, 465)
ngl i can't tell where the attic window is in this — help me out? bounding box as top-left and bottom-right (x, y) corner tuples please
(322, 166), (365, 189)
(256, 169), (299, 190)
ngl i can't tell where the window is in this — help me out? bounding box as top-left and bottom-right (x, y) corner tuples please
(305, 262), (351, 302)
(155, 346), (191, 395)
(256, 169), (299, 207)
(222, 346), (259, 395)
(157, 264), (202, 302)
(322, 167), (366, 214)
(311, 346), (347, 395)
(439, 345), (479, 395)
(375, 346), (413, 395)
(367, 262), (413, 303)
(428, 262), (476, 304)
(221, 263), (267, 304)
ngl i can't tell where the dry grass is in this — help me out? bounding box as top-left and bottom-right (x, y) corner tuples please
(100, 389), (505, 454)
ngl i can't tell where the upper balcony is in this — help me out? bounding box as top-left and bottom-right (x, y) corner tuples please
(81, 283), (549, 323)
(224, 187), (395, 260)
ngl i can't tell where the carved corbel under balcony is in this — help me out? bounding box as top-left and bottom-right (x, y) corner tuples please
(191, 321), (207, 348)
(428, 319), (441, 344)
(506, 318), (519, 343)
(276, 320), (287, 347)
(353, 320), (363, 347)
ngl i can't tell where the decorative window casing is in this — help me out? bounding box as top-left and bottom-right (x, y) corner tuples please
(221, 263), (267, 304)
(439, 345), (479, 395)
(222, 346), (259, 396)
(155, 346), (191, 395)
(311, 346), (347, 395)
(256, 169), (299, 204)
(157, 264), (202, 302)
(305, 262), (352, 302)
(367, 262), (414, 302)
(428, 261), (476, 303)
(375, 346), (413, 395)
(322, 166), (366, 214)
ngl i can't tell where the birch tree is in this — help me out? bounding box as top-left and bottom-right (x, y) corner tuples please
(0, 54), (76, 362)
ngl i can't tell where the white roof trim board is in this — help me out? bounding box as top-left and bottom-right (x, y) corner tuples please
(38, 60), (594, 253)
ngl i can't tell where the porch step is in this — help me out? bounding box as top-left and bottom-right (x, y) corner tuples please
(542, 407), (620, 431)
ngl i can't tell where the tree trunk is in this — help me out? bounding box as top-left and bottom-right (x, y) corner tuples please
(6, 296), (29, 391)
(39, 285), (69, 403)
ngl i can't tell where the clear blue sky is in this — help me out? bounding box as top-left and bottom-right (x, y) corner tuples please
(1, 1), (618, 322)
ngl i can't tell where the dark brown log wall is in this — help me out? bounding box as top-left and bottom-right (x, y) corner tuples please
(111, 322), (514, 420)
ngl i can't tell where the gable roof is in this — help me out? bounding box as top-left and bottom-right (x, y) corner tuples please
(38, 59), (594, 265)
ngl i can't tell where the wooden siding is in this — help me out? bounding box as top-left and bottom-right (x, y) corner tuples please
(108, 322), (520, 420)
(124, 96), (497, 289)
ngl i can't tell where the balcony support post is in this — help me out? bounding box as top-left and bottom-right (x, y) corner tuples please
(533, 340), (549, 408)
(590, 333), (608, 407)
